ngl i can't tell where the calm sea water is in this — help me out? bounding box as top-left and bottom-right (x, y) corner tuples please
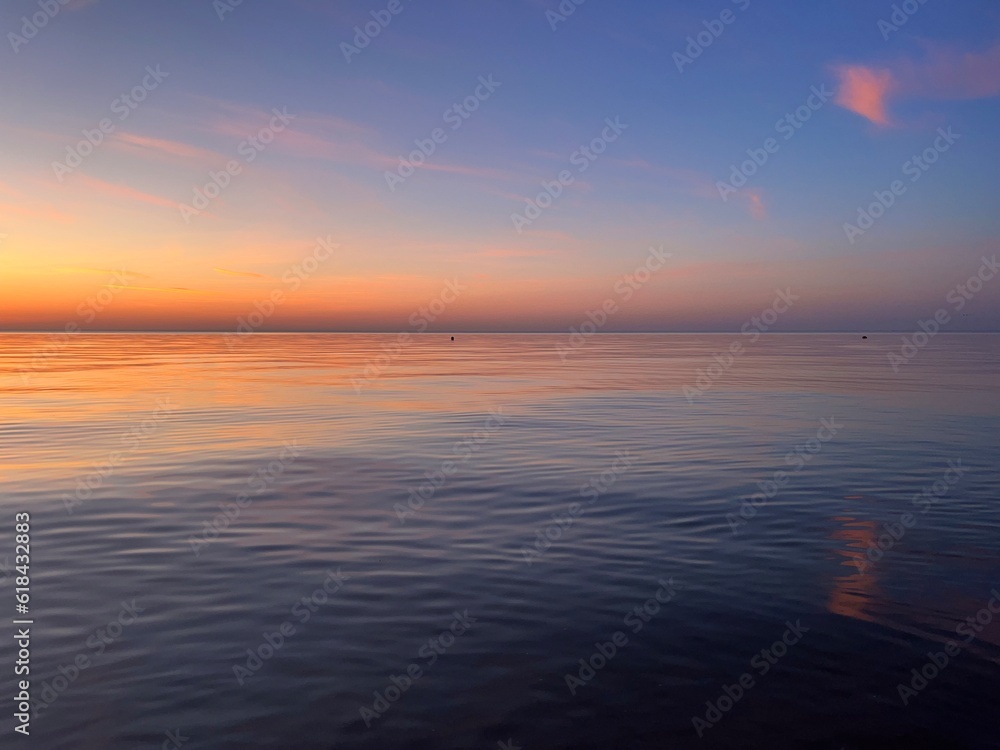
(1, 333), (998, 750)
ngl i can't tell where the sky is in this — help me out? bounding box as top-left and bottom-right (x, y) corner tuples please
(1, 0), (999, 332)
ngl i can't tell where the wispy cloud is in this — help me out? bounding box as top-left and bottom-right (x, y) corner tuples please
(213, 267), (271, 278)
(105, 284), (210, 294)
(413, 161), (513, 181)
(112, 132), (224, 163)
(188, 100), (403, 173)
(461, 247), (563, 260)
(271, 126), (397, 169)
(187, 98), (518, 183)
(518, 229), (578, 243)
(75, 175), (175, 209)
(0, 178), (74, 222)
(834, 41), (1000, 126)
(58, 267), (151, 278)
(899, 41), (1000, 100)
(0, 201), (74, 223)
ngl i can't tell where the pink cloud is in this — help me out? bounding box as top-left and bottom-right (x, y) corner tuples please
(0, 179), (74, 222)
(192, 102), (502, 178)
(834, 42), (1000, 126)
(834, 66), (896, 126)
(274, 118), (514, 181)
(113, 132), (223, 164)
(0, 201), (74, 223)
(746, 190), (767, 220)
(75, 175), (175, 209)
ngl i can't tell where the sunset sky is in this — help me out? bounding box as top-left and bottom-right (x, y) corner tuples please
(2, 0), (999, 331)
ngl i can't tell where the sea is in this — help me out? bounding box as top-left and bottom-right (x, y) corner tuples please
(1, 333), (998, 749)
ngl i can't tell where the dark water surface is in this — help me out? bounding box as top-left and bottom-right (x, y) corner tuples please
(1, 333), (998, 749)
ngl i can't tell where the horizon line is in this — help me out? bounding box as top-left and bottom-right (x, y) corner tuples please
(1, 330), (999, 335)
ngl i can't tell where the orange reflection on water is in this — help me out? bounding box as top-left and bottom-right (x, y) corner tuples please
(828, 514), (883, 625)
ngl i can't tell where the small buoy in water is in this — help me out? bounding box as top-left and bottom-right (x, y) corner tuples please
(862, 335), (868, 340)
(451, 336), (455, 341)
